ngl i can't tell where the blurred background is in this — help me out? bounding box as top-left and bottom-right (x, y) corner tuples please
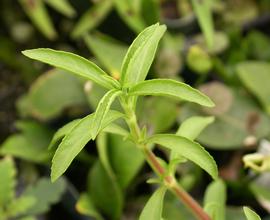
(1, 0), (270, 219)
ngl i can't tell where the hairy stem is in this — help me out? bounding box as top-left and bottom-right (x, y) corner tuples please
(122, 100), (211, 220)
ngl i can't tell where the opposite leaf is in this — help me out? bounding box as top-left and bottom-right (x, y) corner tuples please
(243, 207), (261, 220)
(139, 187), (167, 220)
(22, 49), (119, 89)
(120, 23), (166, 87)
(129, 79), (215, 107)
(146, 134), (218, 180)
(51, 110), (123, 182)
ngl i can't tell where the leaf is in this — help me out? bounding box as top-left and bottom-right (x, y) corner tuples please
(84, 33), (128, 77)
(7, 196), (36, 218)
(76, 193), (104, 220)
(146, 134), (218, 180)
(236, 61), (270, 114)
(91, 89), (122, 139)
(19, 69), (87, 120)
(22, 49), (119, 89)
(45, 0), (76, 17)
(0, 157), (16, 207)
(19, 0), (57, 40)
(120, 23), (166, 87)
(0, 121), (53, 163)
(204, 179), (226, 220)
(139, 187), (167, 220)
(176, 116), (215, 140)
(243, 207), (261, 220)
(51, 110), (123, 182)
(71, 0), (113, 38)
(23, 178), (66, 215)
(129, 79), (215, 107)
(88, 161), (123, 220)
(191, 0), (214, 49)
(102, 123), (129, 137)
(139, 0), (160, 26)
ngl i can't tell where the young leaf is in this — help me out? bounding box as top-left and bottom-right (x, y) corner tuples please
(51, 110), (123, 181)
(204, 179), (226, 220)
(176, 116), (215, 140)
(72, 0), (113, 38)
(45, 0), (76, 17)
(0, 157), (16, 207)
(129, 79), (215, 107)
(120, 23), (166, 87)
(191, 0), (214, 49)
(243, 207), (261, 220)
(146, 134), (218, 180)
(22, 49), (119, 89)
(7, 196), (36, 218)
(91, 89), (122, 139)
(139, 187), (167, 220)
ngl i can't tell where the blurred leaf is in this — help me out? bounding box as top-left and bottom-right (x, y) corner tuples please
(51, 110), (123, 182)
(236, 61), (270, 114)
(0, 121), (52, 163)
(146, 134), (218, 180)
(22, 49), (120, 89)
(204, 179), (226, 220)
(23, 178), (66, 215)
(226, 207), (246, 220)
(19, 0), (57, 39)
(76, 193), (104, 220)
(250, 182), (270, 210)
(7, 196), (36, 218)
(0, 157), (16, 207)
(114, 0), (145, 33)
(121, 23), (166, 87)
(84, 33), (128, 77)
(108, 134), (145, 189)
(139, 187), (167, 220)
(72, 0), (113, 38)
(88, 161), (123, 220)
(191, 0), (214, 49)
(45, 0), (76, 17)
(243, 207), (261, 220)
(18, 69), (87, 120)
(180, 82), (270, 149)
(139, 0), (160, 25)
(20, 216), (36, 220)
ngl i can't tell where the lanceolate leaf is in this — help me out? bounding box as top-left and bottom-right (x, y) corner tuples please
(146, 134), (218, 180)
(22, 49), (119, 89)
(243, 207), (261, 220)
(129, 79), (215, 107)
(139, 187), (167, 220)
(91, 89), (122, 138)
(120, 23), (166, 87)
(45, 0), (76, 17)
(51, 110), (123, 182)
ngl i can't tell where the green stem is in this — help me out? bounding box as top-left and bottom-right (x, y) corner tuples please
(122, 99), (211, 220)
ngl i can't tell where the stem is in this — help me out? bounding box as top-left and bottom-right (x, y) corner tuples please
(122, 100), (211, 220)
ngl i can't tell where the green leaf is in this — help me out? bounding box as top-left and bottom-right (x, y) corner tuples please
(191, 0), (214, 49)
(102, 123), (129, 137)
(0, 121), (53, 163)
(22, 49), (119, 89)
(20, 216), (36, 220)
(204, 179), (226, 220)
(236, 61), (270, 114)
(51, 110), (123, 182)
(139, 0), (160, 26)
(176, 116), (215, 140)
(0, 157), (16, 207)
(19, 69), (87, 120)
(139, 187), (167, 220)
(88, 161), (123, 220)
(7, 196), (36, 218)
(120, 23), (166, 87)
(84, 33), (128, 77)
(71, 0), (113, 38)
(129, 79), (215, 107)
(45, 0), (76, 17)
(91, 89), (122, 139)
(76, 193), (104, 220)
(146, 134), (218, 180)
(19, 0), (57, 40)
(23, 178), (66, 215)
(243, 207), (261, 220)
